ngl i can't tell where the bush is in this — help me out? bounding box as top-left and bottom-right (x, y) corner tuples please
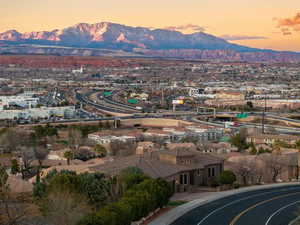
(79, 177), (173, 225)
(74, 148), (96, 161)
(119, 167), (148, 190)
(208, 177), (219, 187)
(11, 159), (20, 174)
(167, 200), (188, 207)
(33, 170), (108, 209)
(94, 144), (107, 157)
(33, 182), (47, 199)
(233, 183), (240, 189)
(218, 170), (237, 185)
(77, 213), (104, 225)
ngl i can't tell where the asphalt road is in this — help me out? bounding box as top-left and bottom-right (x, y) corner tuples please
(171, 185), (300, 225)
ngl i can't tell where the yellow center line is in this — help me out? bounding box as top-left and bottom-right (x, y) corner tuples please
(229, 192), (300, 225)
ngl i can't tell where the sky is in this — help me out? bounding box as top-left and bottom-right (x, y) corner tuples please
(1, 0), (300, 51)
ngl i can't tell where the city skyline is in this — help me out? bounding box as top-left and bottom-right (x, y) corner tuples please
(1, 0), (299, 52)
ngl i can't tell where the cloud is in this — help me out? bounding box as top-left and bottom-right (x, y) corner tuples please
(277, 12), (300, 34)
(164, 24), (206, 33)
(280, 28), (292, 35)
(220, 35), (268, 41)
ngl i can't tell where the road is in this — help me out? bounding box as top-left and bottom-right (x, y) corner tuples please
(74, 89), (300, 134)
(170, 185), (300, 225)
(190, 117), (300, 134)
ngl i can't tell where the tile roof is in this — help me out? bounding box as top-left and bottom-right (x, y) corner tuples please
(90, 150), (223, 179)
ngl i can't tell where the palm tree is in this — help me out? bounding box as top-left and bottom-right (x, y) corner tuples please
(34, 146), (49, 182)
(64, 151), (73, 165)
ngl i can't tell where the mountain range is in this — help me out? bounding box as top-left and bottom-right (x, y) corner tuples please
(0, 22), (299, 62)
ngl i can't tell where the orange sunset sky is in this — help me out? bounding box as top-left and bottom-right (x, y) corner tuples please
(1, 0), (299, 51)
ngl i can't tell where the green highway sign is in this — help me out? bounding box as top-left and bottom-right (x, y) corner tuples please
(236, 113), (249, 119)
(128, 99), (138, 104)
(103, 91), (112, 97)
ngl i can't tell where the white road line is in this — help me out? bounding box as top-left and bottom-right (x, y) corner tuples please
(265, 200), (300, 225)
(197, 187), (300, 225)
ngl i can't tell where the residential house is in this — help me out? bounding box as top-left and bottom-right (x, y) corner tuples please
(91, 149), (224, 192)
(246, 134), (299, 145)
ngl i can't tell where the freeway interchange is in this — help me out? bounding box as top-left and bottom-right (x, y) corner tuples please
(73, 89), (300, 134)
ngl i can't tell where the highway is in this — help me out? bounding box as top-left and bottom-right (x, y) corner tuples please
(74, 90), (300, 134)
(170, 185), (300, 225)
(190, 117), (300, 134)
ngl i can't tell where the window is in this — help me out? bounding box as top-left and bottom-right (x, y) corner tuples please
(180, 174), (184, 184)
(184, 174), (188, 184)
(197, 169), (202, 176)
(212, 168), (215, 177)
(208, 168), (211, 177)
(180, 173), (188, 185)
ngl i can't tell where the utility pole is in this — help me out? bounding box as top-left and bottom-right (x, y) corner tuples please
(262, 93), (267, 134)
(161, 88), (164, 107)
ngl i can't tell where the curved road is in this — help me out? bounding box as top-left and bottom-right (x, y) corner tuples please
(171, 185), (300, 225)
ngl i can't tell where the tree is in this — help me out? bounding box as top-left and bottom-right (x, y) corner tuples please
(41, 190), (91, 225)
(0, 165), (28, 225)
(218, 170), (236, 185)
(232, 158), (254, 186)
(19, 146), (35, 179)
(34, 147), (49, 167)
(10, 159), (20, 175)
(249, 143), (257, 155)
(118, 167), (148, 191)
(262, 154), (287, 183)
(74, 148), (95, 161)
(33, 124), (58, 139)
(181, 135), (199, 144)
(273, 140), (290, 149)
(68, 128), (83, 150)
(0, 128), (32, 153)
(33, 170), (110, 209)
(0, 164), (8, 189)
(251, 156), (265, 184)
(295, 140), (300, 150)
(246, 101), (253, 109)
(110, 141), (137, 157)
(94, 144), (107, 157)
(64, 151), (73, 165)
(34, 146), (49, 182)
(104, 121), (112, 129)
(230, 129), (248, 152)
(79, 176), (173, 225)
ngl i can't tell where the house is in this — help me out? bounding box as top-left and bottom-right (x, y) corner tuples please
(142, 129), (171, 143)
(226, 152), (300, 184)
(166, 143), (197, 152)
(136, 142), (156, 155)
(130, 92), (149, 101)
(90, 149), (224, 192)
(216, 91), (245, 100)
(198, 142), (238, 154)
(246, 134), (299, 145)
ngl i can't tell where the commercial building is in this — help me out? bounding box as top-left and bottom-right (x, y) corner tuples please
(216, 91), (245, 100)
(0, 95), (39, 110)
(0, 106), (76, 120)
(88, 134), (136, 145)
(186, 126), (224, 142)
